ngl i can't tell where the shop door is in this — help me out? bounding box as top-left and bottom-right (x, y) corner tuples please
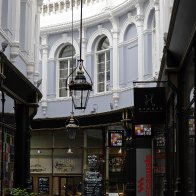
(59, 176), (82, 196)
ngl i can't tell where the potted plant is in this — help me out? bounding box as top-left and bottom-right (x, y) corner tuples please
(10, 188), (35, 196)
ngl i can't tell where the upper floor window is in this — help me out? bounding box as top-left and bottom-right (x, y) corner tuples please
(96, 36), (110, 93)
(58, 44), (76, 97)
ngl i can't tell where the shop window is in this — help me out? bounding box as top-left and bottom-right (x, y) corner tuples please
(30, 149), (52, 174)
(87, 129), (103, 148)
(31, 131), (53, 148)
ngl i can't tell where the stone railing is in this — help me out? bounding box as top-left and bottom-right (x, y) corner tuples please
(41, 0), (101, 15)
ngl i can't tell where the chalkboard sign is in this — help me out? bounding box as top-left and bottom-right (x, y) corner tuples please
(84, 155), (103, 196)
(84, 171), (103, 195)
(38, 177), (49, 195)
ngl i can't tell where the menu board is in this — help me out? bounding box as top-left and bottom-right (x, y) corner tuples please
(38, 177), (49, 195)
(84, 155), (103, 196)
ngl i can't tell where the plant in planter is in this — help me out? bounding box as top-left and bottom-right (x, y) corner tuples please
(10, 188), (35, 196)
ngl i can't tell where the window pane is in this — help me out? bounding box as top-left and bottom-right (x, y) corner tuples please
(98, 53), (105, 63)
(60, 61), (68, 69)
(106, 81), (110, 91)
(97, 36), (109, 51)
(60, 69), (68, 78)
(98, 83), (104, 92)
(97, 63), (105, 73)
(59, 79), (66, 88)
(106, 51), (110, 60)
(106, 61), (110, 71)
(106, 71), (110, 81)
(69, 59), (77, 77)
(59, 88), (67, 97)
(98, 73), (104, 82)
(59, 45), (75, 58)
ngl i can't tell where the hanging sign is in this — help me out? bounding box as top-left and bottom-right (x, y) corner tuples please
(134, 87), (166, 123)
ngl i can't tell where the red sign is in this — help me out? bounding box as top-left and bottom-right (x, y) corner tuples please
(145, 155), (152, 196)
(137, 150), (152, 195)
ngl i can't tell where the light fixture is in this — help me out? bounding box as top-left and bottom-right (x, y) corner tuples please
(66, 0), (93, 110)
(65, 111), (79, 140)
(67, 147), (73, 154)
(37, 149), (41, 154)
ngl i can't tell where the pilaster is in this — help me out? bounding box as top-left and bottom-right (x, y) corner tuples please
(135, 2), (144, 81)
(41, 35), (48, 115)
(34, 1), (43, 85)
(10, 0), (20, 62)
(111, 16), (120, 108)
(154, 0), (161, 75)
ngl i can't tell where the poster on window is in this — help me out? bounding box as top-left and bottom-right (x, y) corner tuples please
(135, 124), (152, 137)
(108, 130), (124, 147)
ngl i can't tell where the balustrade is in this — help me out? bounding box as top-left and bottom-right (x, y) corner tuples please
(41, 0), (99, 15)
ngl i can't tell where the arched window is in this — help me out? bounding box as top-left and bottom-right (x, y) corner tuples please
(58, 44), (76, 97)
(96, 36), (110, 93)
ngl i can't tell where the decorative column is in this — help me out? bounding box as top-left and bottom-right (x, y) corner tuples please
(34, 1), (43, 85)
(27, 1), (35, 82)
(10, 0), (20, 62)
(111, 17), (120, 108)
(135, 2), (144, 81)
(154, 0), (161, 76)
(41, 35), (48, 115)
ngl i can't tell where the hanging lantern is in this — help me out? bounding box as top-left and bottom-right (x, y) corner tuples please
(66, 0), (93, 110)
(69, 59), (92, 109)
(65, 112), (79, 140)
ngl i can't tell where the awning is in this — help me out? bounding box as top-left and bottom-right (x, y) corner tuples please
(0, 51), (42, 105)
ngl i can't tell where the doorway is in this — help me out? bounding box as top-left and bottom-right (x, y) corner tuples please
(58, 176), (82, 196)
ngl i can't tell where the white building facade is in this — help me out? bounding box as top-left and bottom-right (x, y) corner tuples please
(37, 0), (173, 118)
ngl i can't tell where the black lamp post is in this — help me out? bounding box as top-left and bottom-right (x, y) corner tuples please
(66, 0), (92, 110)
(121, 108), (136, 196)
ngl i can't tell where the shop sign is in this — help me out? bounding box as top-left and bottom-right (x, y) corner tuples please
(134, 87), (166, 123)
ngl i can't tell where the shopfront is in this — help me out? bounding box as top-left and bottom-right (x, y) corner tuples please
(31, 111), (129, 196)
(158, 0), (196, 194)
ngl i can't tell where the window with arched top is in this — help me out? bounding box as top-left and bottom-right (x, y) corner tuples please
(58, 44), (76, 97)
(96, 36), (110, 93)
